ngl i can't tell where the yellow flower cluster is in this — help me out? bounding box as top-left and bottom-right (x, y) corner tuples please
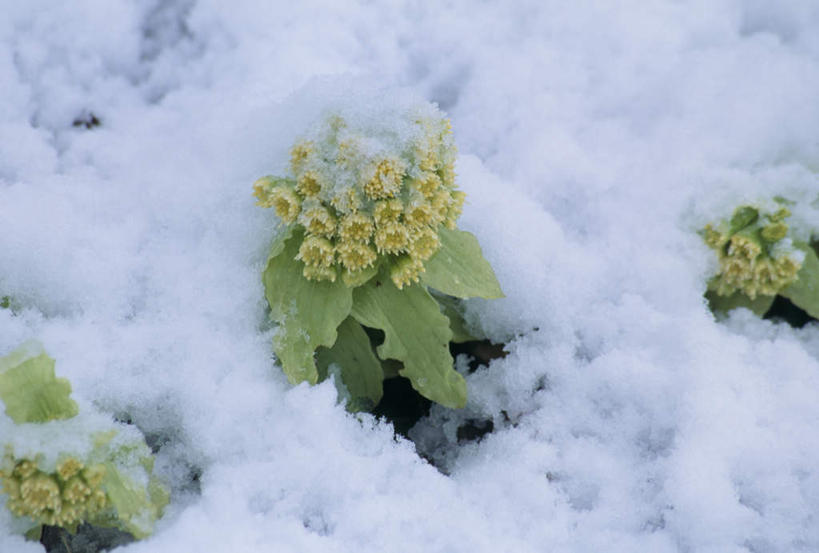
(254, 111), (464, 289)
(704, 206), (803, 299)
(0, 455), (107, 528)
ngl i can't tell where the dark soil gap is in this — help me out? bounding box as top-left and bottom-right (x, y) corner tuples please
(41, 524), (134, 553)
(763, 295), (815, 328)
(372, 339), (506, 440)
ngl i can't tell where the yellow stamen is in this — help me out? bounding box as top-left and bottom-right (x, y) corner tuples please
(297, 235), (335, 268)
(363, 158), (405, 200)
(374, 222), (410, 254)
(336, 241), (377, 272)
(339, 213), (374, 242)
(390, 256), (425, 289)
(290, 141), (314, 174)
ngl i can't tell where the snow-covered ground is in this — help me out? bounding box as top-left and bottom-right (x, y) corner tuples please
(3, 1), (819, 551)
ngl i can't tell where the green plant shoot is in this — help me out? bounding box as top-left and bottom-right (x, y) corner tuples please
(703, 202), (819, 318)
(256, 99), (503, 410)
(0, 342), (168, 539)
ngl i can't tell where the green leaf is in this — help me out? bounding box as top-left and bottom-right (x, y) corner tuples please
(84, 431), (168, 539)
(780, 242), (819, 319)
(267, 225), (294, 259)
(262, 230), (353, 384)
(705, 289), (774, 317)
(351, 271), (466, 408)
(432, 293), (477, 343)
(341, 263), (379, 288)
(0, 342), (78, 423)
(316, 317), (384, 411)
(729, 206), (759, 233)
(421, 228), (503, 299)
(96, 462), (163, 540)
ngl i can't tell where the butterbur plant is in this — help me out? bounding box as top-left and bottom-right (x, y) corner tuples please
(255, 96), (503, 410)
(703, 201), (819, 318)
(0, 342), (168, 540)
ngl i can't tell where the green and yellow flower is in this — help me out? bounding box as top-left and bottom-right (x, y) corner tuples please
(253, 110), (463, 289)
(0, 343), (168, 539)
(703, 205), (802, 299)
(257, 98), (503, 411)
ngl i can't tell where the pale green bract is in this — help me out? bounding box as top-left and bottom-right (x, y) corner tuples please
(258, 97), (503, 410)
(0, 342), (168, 540)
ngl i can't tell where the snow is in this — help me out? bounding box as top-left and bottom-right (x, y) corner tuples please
(2, 1), (819, 551)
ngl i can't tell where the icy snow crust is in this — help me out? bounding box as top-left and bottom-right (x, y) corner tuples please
(2, 1), (819, 551)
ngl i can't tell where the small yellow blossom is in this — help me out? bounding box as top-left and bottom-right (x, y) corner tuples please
(415, 144), (438, 172)
(390, 256), (425, 289)
(252, 176), (275, 205)
(339, 213), (374, 242)
(296, 171), (323, 198)
(269, 187), (302, 224)
(440, 160), (456, 188)
(330, 187), (362, 214)
(404, 201), (436, 229)
(363, 158), (405, 200)
(81, 464), (106, 489)
(297, 235), (335, 268)
(13, 460), (38, 479)
(290, 141), (314, 175)
(411, 172), (442, 198)
(300, 205), (337, 238)
(62, 476), (91, 504)
(337, 241), (378, 272)
(56, 457), (83, 482)
(408, 227), (440, 261)
(20, 473), (61, 514)
(373, 199), (404, 226)
(727, 234), (761, 260)
(374, 222), (410, 255)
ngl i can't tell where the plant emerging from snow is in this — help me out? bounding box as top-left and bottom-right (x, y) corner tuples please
(254, 97), (502, 410)
(0, 342), (168, 539)
(703, 202), (819, 318)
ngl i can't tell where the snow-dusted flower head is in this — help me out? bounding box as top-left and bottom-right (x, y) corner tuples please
(1, 455), (108, 529)
(254, 104), (464, 289)
(0, 342), (168, 538)
(704, 204), (803, 299)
